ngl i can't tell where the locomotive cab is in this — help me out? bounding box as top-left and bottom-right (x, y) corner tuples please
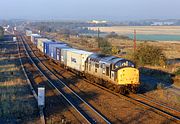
(117, 67), (139, 85)
(111, 59), (140, 93)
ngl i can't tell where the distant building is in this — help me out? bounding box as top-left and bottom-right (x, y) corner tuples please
(88, 20), (107, 24)
(151, 21), (174, 26)
(3, 25), (9, 31)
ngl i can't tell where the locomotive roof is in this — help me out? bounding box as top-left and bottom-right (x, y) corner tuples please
(88, 53), (126, 64)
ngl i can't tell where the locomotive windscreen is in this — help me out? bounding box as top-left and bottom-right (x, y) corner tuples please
(114, 60), (135, 69)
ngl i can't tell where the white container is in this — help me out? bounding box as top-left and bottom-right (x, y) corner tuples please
(66, 49), (93, 72)
(37, 38), (50, 52)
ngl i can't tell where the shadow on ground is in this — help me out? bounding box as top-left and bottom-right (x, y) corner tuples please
(138, 67), (175, 93)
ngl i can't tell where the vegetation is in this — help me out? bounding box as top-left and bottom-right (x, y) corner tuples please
(0, 41), (39, 123)
(26, 21), (109, 35)
(0, 26), (4, 40)
(0, 80), (36, 119)
(96, 37), (111, 54)
(96, 37), (120, 54)
(175, 67), (180, 75)
(133, 43), (167, 66)
(106, 32), (130, 40)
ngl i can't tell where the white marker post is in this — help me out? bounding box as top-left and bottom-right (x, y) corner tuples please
(13, 37), (17, 42)
(38, 87), (45, 108)
(38, 87), (45, 124)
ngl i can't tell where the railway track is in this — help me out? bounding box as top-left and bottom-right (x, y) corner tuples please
(16, 35), (45, 124)
(22, 34), (180, 123)
(17, 35), (84, 123)
(19, 35), (111, 124)
(84, 78), (180, 123)
(84, 77), (180, 123)
(16, 35), (38, 99)
(131, 94), (180, 117)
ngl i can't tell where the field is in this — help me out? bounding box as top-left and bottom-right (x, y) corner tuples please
(0, 39), (40, 123)
(89, 26), (180, 35)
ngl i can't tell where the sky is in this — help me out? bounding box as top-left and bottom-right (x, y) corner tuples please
(0, 0), (180, 21)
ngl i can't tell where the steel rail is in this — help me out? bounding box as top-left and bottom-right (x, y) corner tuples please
(20, 35), (111, 124)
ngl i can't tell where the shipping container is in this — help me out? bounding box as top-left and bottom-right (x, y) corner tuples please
(66, 49), (93, 72)
(43, 41), (54, 55)
(53, 45), (69, 61)
(49, 43), (68, 59)
(61, 48), (76, 66)
(43, 41), (61, 55)
(37, 38), (50, 52)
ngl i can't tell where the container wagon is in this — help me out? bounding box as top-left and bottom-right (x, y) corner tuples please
(49, 43), (68, 59)
(65, 49), (93, 72)
(37, 38), (50, 52)
(52, 45), (69, 60)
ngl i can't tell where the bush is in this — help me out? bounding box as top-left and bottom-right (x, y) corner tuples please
(134, 43), (167, 66)
(111, 46), (120, 54)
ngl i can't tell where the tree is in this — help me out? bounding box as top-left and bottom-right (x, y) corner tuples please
(134, 43), (167, 66)
(96, 37), (113, 54)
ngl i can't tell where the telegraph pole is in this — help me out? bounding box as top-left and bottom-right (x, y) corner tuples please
(98, 28), (100, 39)
(134, 29), (136, 52)
(97, 28), (100, 48)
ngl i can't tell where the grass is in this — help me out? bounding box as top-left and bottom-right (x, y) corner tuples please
(0, 41), (39, 123)
(0, 80), (35, 118)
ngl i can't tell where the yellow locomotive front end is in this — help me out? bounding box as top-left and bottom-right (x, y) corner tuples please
(117, 67), (140, 93)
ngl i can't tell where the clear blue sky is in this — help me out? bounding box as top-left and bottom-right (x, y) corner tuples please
(0, 0), (179, 21)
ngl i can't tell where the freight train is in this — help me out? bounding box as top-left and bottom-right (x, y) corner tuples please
(27, 32), (140, 94)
